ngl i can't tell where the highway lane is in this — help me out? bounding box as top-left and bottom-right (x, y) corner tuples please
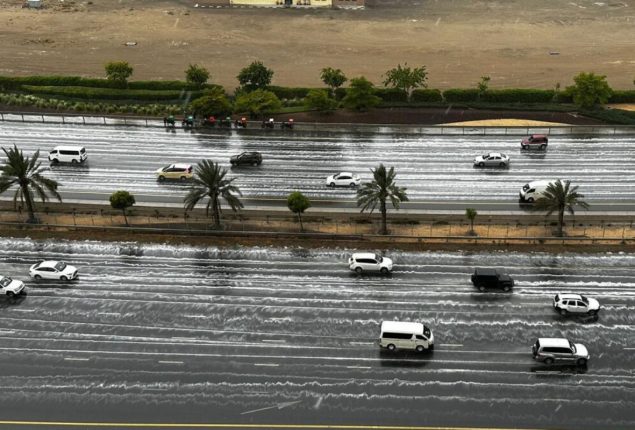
(1, 122), (635, 212)
(0, 238), (633, 429)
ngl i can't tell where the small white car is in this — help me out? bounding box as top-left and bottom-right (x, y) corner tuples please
(554, 293), (600, 316)
(473, 152), (510, 167)
(29, 261), (78, 281)
(0, 276), (25, 298)
(349, 253), (393, 274)
(326, 172), (362, 188)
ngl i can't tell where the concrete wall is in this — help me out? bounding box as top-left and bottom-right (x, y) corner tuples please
(231, 0), (333, 6)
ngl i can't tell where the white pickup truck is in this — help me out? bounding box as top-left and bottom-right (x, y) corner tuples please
(0, 276), (25, 297)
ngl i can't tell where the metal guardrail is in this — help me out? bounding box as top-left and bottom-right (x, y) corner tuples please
(2, 111), (635, 135)
(1, 221), (631, 245)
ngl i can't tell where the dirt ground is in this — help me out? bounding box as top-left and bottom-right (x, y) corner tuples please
(1, 0), (635, 91)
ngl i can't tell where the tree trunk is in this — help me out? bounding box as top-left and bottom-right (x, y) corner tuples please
(557, 208), (565, 237)
(21, 183), (37, 223)
(380, 199), (387, 235)
(298, 212), (303, 232)
(122, 208), (129, 226)
(212, 196), (221, 228)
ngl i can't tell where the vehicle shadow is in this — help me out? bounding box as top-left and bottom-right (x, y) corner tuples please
(0, 292), (28, 307)
(550, 313), (600, 324)
(530, 363), (588, 375)
(378, 348), (433, 368)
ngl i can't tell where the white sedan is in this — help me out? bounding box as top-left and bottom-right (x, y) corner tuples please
(473, 152), (510, 167)
(326, 172), (362, 188)
(29, 261), (79, 281)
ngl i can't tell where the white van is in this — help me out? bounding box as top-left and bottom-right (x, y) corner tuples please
(379, 321), (434, 352)
(519, 179), (556, 203)
(48, 146), (87, 164)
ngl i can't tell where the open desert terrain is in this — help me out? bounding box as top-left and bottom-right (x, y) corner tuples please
(1, 0), (634, 90)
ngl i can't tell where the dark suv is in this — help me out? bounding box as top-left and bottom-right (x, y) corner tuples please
(230, 151), (262, 167)
(521, 134), (548, 150)
(471, 268), (514, 292)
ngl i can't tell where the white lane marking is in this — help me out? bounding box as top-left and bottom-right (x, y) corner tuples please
(9, 309), (34, 312)
(440, 343), (463, 347)
(241, 400), (301, 415)
(158, 360), (184, 365)
(625, 347), (635, 350)
(97, 312), (121, 316)
(346, 366), (371, 369)
(170, 337), (199, 341)
(261, 339), (286, 343)
(64, 357), (89, 361)
(254, 363), (279, 367)
(183, 315), (207, 318)
(0, 330), (16, 335)
(350, 341), (375, 345)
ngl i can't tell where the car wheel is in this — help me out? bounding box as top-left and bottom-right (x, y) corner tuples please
(540, 144), (546, 150)
(499, 162), (506, 167)
(478, 285), (486, 292)
(560, 309), (568, 316)
(527, 197), (534, 203)
(350, 183), (357, 188)
(544, 358), (554, 365)
(588, 310), (597, 316)
(180, 176), (186, 181)
(576, 358), (587, 366)
(416, 345), (424, 353)
(71, 159), (78, 164)
(355, 267), (363, 274)
(51, 159), (59, 165)
(158, 176), (165, 182)
(252, 162), (258, 167)
(328, 182), (335, 188)
(380, 267), (389, 274)
(387, 344), (396, 351)
(7, 291), (14, 298)
(34, 274), (42, 280)
(503, 285), (511, 292)
(521, 145), (527, 150)
(60, 275), (68, 281)
(478, 162), (484, 167)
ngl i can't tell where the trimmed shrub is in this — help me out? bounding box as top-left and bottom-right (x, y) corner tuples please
(410, 88), (443, 103)
(374, 88), (408, 103)
(334, 87), (347, 100)
(268, 86), (315, 100)
(480, 89), (555, 103)
(0, 75), (221, 91)
(443, 88), (480, 102)
(608, 90), (635, 103)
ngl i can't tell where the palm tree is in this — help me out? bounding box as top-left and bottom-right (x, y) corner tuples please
(535, 179), (589, 237)
(0, 145), (61, 223)
(465, 208), (477, 235)
(357, 164), (409, 235)
(183, 160), (243, 228)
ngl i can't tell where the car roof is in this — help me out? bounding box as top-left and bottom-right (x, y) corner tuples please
(337, 172), (354, 176)
(352, 252), (378, 259)
(530, 134), (548, 138)
(38, 261), (60, 268)
(537, 338), (571, 348)
(486, 152), (503, 157)
(381, 321), (424, 334)
(527, 179), (557, 187)
(557, 293), (582, 300)
(171, 163), (192, 169)
(474, 268), (498, 275)
(51, 145), (85, 151)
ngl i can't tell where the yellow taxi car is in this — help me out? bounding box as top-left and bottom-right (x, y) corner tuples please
(155, 164), (193, 181)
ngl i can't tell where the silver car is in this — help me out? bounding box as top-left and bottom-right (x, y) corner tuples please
(473, 152), (510, 167)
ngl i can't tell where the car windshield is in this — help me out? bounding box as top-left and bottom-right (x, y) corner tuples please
(569, 341), (576, 353)
(579, 295), (589, 304)
(54, 262), (66, 271)
(0, 277), (10, 287)
(375, 254), (383, 263)
(483, 154), (489, 158)
(162, 165), (171, 171)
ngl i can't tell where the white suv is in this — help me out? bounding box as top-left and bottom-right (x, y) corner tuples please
(349, 253), (393, 274)
(0, 276), (25, 298)
(532, 338), (590, 366)
(553, 293), (600, 316)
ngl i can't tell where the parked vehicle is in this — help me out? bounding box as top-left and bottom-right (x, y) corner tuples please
(155, 164), (193, 182)
(281, 118), (294, 129)
(554, 293), (600, 316)
(532, 338), (589, 366)
(326, 172), (361, 188)
(230, 152), (262, 167)
(471, 268), (514, 291)
(48, 146), (87, 164)
(379, 321), (434, 352)
(29, 261), (78, 281)
(519, 179), (557, 203)
(0, 276), (25, 298)
(349, 253), (393, 274)
(521, 134), (548, 150)
(473, 152), (510, 167)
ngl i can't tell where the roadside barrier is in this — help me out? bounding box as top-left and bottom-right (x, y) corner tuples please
(2, 111), (635, 135)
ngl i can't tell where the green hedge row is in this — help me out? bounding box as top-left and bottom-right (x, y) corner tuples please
(268, 86), (321, 100)
(411, 89), (443, 102)
(608, 90), (635, 103)
(21, 85), (203, 102)
(374, 88), (408, 103)
(580, 107), (635, 125)
(0, 75), (217, 91)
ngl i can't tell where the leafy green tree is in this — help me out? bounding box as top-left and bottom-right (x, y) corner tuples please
(237, 61), (274, 91)
(320, 67), (347, 96)
(535, 179), (590, 237)
(465, 207), (477, 235)
(304, 89), (338, 113)
(476, 75), (490, 100)
(109, 190), (135, 226)
(104, 61), (133, 87)
(185, 64), (210, 88)
(0, 145), (61, 223)
(357, 164), (409, 235)
(234, 89), (282, 118)
(189, 87), (232, 118)
(287, 191), (311, 232)
(567, 72), (612, 109)
(383, 63), (428, 101)
(184, 160), (243, 229)
(342, 77), (382, 112)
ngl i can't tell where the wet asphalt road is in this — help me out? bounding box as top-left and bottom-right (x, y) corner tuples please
(1, 122), (635, 212)
(0, 238), (633, 429)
